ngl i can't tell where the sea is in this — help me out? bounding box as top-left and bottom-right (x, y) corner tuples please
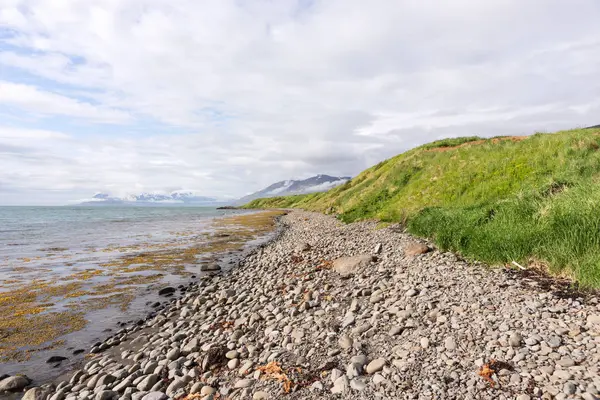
(0, 206), (263, 384)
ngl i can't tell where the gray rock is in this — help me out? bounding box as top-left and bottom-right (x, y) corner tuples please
(137, 375), (159, 392)
(331, 376), (349, 394)
(332, 255), (375, 276)
(366, 358), (386, 374)
(509, 333), (522, 347)
(141, 392), (168, 400)
(95, 391), (117, 400)
(563, 382), (577, 395)
(547, 335), (562, 348)
(252, 391), (269, 400)
(226, 350), (239, 359)
(166, 348), (180, 361)
(295, 242), (311, 252)
(200, 386), (216, 395)
(234, 379), (253, 389)
(0, 375), (30, 392)
(350, 379), (367, 391)
(22, 387), (52, 400)
(444, 336), (457, 351)
(165, 379), (185, 396)
(339, 335), (353, 350)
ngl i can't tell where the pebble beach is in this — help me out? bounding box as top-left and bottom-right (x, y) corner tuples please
(3, 210), (600, 400)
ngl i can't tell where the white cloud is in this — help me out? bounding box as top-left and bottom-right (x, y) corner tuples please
(0, 81), (130, 122)
(0, 0), (599, 204)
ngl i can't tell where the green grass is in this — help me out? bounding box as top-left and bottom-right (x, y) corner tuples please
(244, 127), (600, 287)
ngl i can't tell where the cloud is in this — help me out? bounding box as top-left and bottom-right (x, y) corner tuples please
(0, 81), (130, 123)
(0, 0), (599, 204)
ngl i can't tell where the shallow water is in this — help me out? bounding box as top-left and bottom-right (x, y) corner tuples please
(0, 206), (272, 383)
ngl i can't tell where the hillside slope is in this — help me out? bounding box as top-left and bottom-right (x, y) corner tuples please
(244, 127), (600, 287)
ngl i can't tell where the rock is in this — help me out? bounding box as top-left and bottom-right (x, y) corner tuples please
(226, 350), (239, 359)
(95, 391), (117, 400)
(420, 338), (430, 348)
(234, 379), (253, 389)
(189, 382), (203, 394)
(586, 314), (600, 328)
(47, 356), (68, 363)
(200, 264), (221, 271)
(253, 391), (269, 400)
(516, 395), (531, 400)
(404, 243), (430, 256)
(166, 348), (180, 361)
(228, 359), (240, 369)
(405, 289), (418, 297)
(564, 382), (577, 395)
(137, 375), (159, 391)
(346, 363), (362, 378)
(201, 386), (216, 395)
(350, 379), (367, 391)
(141, 392), (168, 400)
(332, 255), (375, 276)
(295, 242), (311, 252)
(23, 387), (52, 400)
(339, 335), (353, 350)
(372, 374), (386, 385)
(366, 358), (386, 374)
(158, 287), (176, 296)
(374, 243), (383, 254)
(0, 375), (31, 392)
(239, 360), (254, 375)
(49, 391), (65, 400)
(547, 335), (562, 348)
(96, 375), (116, 388)
(389, 326), (403, 336)
(165, 379), (185, 396)
(444, 336), (457, 351)
(352, 324), (371, 335)
(509, 333), (522, 347)
(331, 376), (349, 394)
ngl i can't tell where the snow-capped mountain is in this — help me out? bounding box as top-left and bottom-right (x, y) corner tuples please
(77, 191), (220, 206)
(235, 175), (350, 205)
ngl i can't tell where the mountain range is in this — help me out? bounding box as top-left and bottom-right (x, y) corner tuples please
(234, 174), (350, 205)
(77, 175), (350, 206)
(77, 191), (221, 206)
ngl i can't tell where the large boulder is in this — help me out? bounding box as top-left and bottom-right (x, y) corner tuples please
(158, 287), (176, 296)
(404, 243), (430, 256)
(22, 387), (53, 400)
(332, 255), (376, 276)
(0, 375), (31, 392)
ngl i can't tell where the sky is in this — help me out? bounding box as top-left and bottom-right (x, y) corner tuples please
(0, 0), (599, 205)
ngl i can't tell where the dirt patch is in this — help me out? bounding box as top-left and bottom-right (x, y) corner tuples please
(503, 267), (593, 301)
(426, 136), (528, 153)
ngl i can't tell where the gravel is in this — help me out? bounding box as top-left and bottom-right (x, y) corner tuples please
(10, 210), (600, 400)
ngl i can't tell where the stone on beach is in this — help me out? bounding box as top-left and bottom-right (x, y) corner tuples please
(0, 375), (30, 392)
(332, 255), (376, 276)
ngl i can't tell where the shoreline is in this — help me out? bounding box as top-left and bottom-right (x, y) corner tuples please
(2, 210), (599, 400)
(0, 209), (284, 388)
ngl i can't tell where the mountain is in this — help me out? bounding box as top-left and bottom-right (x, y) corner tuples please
(235, 175), (350, 205)
(77, 191), (222, 206)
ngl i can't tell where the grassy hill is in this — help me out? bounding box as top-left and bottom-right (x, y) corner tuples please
(244, 127), (600, 287)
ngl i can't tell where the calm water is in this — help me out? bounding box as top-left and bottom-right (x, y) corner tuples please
(0, 206), (225, 267)
(0, 206), (257, 383)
